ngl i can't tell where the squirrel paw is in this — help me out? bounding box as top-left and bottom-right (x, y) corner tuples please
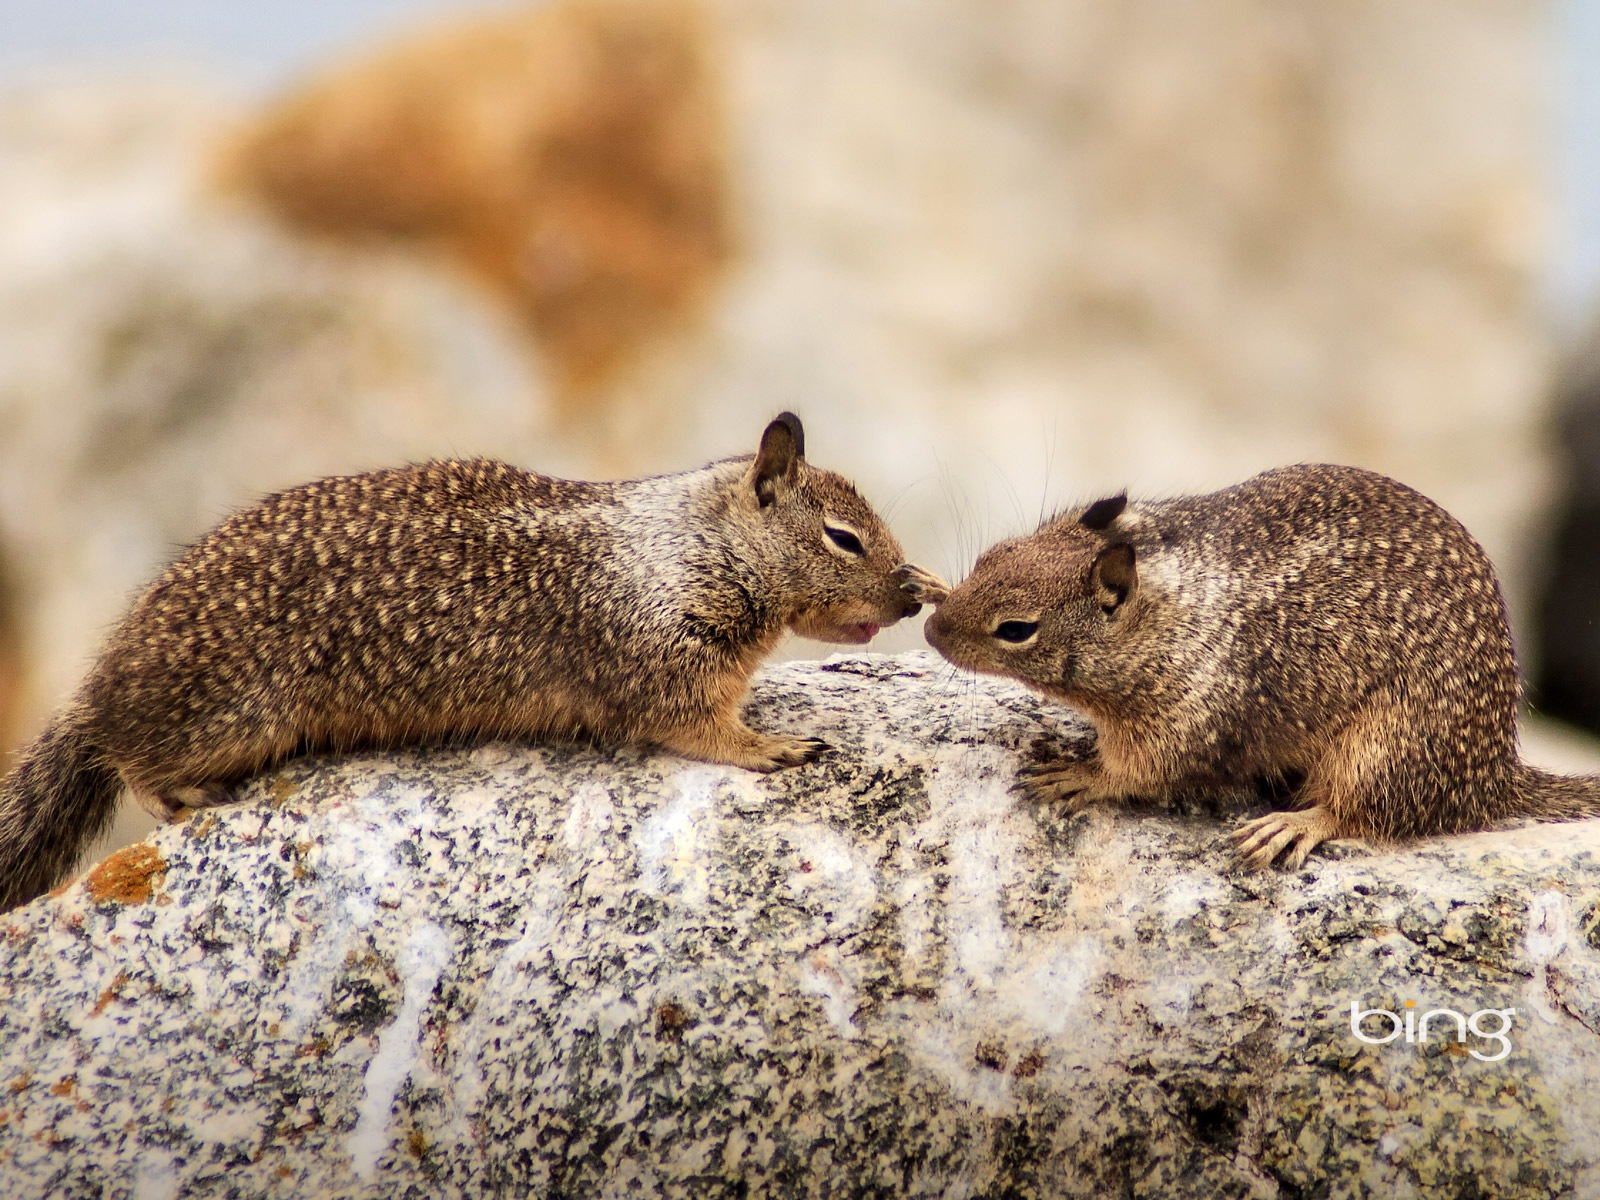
(1015, 759), (1107, 812)
(130, 780), (233, 821)
(1229, 807), (1338, 870)
(744, 735), (833, 773)
(896, 563), (951, 607)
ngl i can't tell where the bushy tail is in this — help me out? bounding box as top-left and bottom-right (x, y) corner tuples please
(1515, 764), (1600, 822)
(0, 707), (123, 911)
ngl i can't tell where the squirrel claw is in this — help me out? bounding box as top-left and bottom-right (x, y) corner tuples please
(1229, 808), (1336, 870)
(1011, 775), (1063, 801)
(797, 737), (832, 760)
(748, 735), (832, 772)
(1015, 764), (1052, 782)
(895, 563), (951, 607)
(1015, 759), (1101, 809)
(1018, 782), (1087, 807)
(1017, 779), (1099, 812)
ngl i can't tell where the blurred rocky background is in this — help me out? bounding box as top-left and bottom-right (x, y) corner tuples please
(0, 0), (1593, 854)
(1537, 325), (1600, 730)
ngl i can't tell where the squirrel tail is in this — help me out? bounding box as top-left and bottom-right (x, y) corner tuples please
(0, 706), (123, 911)
(1514, 763), (1600, 821)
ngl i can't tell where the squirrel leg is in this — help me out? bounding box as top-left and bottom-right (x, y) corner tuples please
(657, 718), (830, 773)
(1230, 708), (1405, 868)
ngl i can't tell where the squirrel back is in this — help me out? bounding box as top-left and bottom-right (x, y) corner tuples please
(926, 463), (1600, 867)
(0, 414), (945, 909)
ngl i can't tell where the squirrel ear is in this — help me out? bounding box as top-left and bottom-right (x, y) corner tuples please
(752, 413), (804, 507)
(1079, 493), (1127, 531)
(1091, 543), (1137, 614)
(768, 412), (805, 458)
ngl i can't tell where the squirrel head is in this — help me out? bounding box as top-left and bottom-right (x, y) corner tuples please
(740, 413), (944, 644)
(924, 493), (1140, 700)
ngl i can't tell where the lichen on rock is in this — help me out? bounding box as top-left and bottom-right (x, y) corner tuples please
(0, 653), (1597, 1197)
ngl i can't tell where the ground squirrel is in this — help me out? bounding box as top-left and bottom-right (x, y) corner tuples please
(925, 464), (1600, 868)
(0, 413), (947, 909)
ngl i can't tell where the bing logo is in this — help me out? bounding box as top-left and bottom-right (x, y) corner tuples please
(1348, 999), (1515, 1062)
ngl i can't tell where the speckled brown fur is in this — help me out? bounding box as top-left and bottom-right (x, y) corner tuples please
(0, 415), (945, 909)
(925, 464), (1600, 868)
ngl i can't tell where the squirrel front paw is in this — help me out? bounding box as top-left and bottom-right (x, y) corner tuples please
(896, 563), (950, 607)
(1229, 806), (1340, 870)
(1016, 758), (1112, 812)
(741, 735), (832, 773)
(662, 720), (833, 773)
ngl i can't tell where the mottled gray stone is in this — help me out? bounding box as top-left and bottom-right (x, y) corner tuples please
(1, 652), (1598, 1199)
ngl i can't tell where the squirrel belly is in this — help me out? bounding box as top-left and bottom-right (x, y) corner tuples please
(926, 463), (1600, 869)
(0, 414), (946, 910)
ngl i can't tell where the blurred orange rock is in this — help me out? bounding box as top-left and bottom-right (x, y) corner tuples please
(221, 0), (733, 409)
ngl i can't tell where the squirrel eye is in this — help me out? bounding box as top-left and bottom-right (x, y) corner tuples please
(993, 620), (1039, 645)
(824, 523), (866, 556)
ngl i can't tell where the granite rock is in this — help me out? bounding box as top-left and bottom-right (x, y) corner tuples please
(1, 653), (1598, 1198)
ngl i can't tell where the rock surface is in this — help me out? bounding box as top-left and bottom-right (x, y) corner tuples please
(1, 653), (1598, 1198)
